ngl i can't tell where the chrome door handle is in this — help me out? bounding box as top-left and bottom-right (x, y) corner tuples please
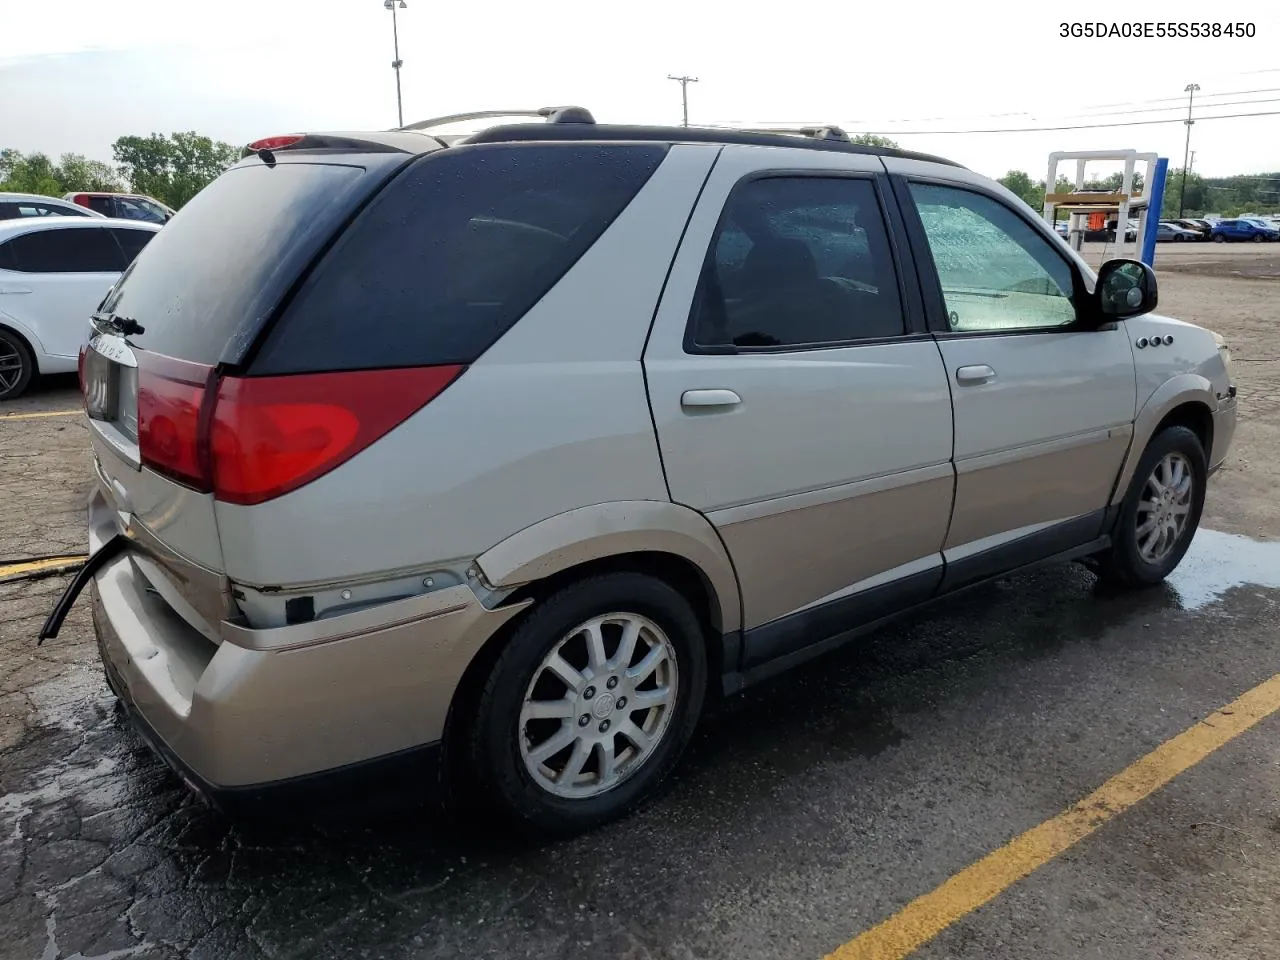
(955, 364), (996, 385)
(681, 389), (741, 409)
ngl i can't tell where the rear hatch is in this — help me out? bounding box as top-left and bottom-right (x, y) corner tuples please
(82, 145), (425, 638)
(83, 132), (670, 636)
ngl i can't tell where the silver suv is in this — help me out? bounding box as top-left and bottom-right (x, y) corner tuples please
(46, 108), (1238, 835)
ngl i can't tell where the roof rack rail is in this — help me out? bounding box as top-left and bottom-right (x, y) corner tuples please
(736, 125), (852, 143)
(398, 105), (595, 132)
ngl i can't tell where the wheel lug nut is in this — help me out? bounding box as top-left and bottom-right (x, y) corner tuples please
(583, 686), (596, 699)
(616, 697), (627, 710)
(578, 714), (590, 727)
(598, 719), (611, 733)
(606, 676), (618, 690)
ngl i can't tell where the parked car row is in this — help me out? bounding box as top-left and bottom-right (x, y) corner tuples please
(1208, 217), (1280, 242)
(0, 217), (160, 399)
(0, 189), (177, 398)
(0, 191), (173, 224)
(1050, 215), (1280, 244)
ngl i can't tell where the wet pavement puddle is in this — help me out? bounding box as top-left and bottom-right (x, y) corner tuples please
(1167, 529), (1280, 610)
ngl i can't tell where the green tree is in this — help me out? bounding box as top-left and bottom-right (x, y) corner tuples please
(998, 170), (1041, 209)
(849, 133), (899, 148)
(58, 153), (125, 192)
(0, 151), (63, 196)
(112, 131), (238, 208)
(1168, 169), (1206, 213)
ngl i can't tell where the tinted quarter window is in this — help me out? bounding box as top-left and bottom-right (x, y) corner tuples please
(5, 228), (123, 273)
(688, 176), (905, 350)
(252, 143), (668, 374)
(909, 182), (1077, 332)
(110, 227), (155, 264)
(0, 240), (16, 271)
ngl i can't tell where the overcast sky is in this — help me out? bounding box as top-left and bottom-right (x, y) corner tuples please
(2, 0), (1278, 182)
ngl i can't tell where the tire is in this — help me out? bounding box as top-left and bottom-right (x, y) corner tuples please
(465, 572), (708, 836)
(1173, 234), (1184, 242)
(0, 328), (35, 401)
(1212, 234), (1226, 243)
(1098, 425), (1206, 588)
(1252, 234), (1264, 243)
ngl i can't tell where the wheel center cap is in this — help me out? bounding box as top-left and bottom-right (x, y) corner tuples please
(592, 693), (616, 719)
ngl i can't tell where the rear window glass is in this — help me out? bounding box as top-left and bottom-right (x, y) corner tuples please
(250, 142), (668, 375)
(100, 160), (394, 365)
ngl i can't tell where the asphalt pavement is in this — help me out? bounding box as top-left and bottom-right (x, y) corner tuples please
(2, 378), (1278, 960)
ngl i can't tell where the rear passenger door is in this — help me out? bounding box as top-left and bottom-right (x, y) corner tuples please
(644, 147), (955, 656)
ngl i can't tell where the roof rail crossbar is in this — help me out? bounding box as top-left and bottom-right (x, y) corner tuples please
(398, 105), (595, 132)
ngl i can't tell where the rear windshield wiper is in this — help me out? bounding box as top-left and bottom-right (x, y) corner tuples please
(97, 314), (146, 337)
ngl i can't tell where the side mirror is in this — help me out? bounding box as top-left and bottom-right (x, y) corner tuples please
(1095, 258), (1157, 321)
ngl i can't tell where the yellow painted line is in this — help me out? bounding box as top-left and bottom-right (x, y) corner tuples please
(0, 556), (87, 579)
(0, 409), (82, 421)
(825, 673), (1280, 960)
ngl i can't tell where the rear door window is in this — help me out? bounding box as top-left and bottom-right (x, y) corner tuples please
(686, 176), (905, 349)
(86, 196), (115, 216)
(110, 227), (155, 264)
(250, 142), (668, 374)
(4, 228), (124, 273)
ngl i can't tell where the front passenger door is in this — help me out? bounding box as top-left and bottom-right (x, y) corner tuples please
(897, 176), (1137, 586)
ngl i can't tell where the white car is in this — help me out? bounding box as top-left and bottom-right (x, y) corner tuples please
(0, 192), (107, 221)
(0, 217), (160, 399)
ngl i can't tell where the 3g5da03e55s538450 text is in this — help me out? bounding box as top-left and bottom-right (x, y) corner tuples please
(1061, 21), (1256, 38)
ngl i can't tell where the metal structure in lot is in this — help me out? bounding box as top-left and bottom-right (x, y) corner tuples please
(1042, 150), (1160, 257)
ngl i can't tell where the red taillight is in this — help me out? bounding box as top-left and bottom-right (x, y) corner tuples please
(248, 135), (304, 152)
(71, 194), (90, 208)
(136, 352), (462, 503)
(210, 365), (462, 506)
(136, 353), (216, 490)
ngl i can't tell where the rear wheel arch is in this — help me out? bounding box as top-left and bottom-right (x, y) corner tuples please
(474, 501), (742, 635)
(439, 547), (731, 815)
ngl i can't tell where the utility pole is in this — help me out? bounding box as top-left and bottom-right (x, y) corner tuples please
(1178, 83), (1199, 217)
(384, 0), (407, 128)
(667, 75), (699, 127)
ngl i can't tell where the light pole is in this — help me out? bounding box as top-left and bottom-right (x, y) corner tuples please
(384, 0), (407, 128)
(667, 75), (698, 127)
(1178, 83), (1199, 217)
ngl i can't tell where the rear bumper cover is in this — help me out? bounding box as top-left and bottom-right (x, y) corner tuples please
(86, 489), (528, 796)
(95, 607), (443, 816)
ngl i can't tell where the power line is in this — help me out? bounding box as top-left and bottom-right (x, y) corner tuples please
(1056, 95), (1280, 120)
(817, 86), (1280, 129)
(846, 108), (1280, 136)
(1074, 84), (1280, 110)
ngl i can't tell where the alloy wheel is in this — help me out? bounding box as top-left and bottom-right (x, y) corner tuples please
(0, 339), (26, 396)
(1135, 452), (1195, 564)
(518, 612), (679, 800)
